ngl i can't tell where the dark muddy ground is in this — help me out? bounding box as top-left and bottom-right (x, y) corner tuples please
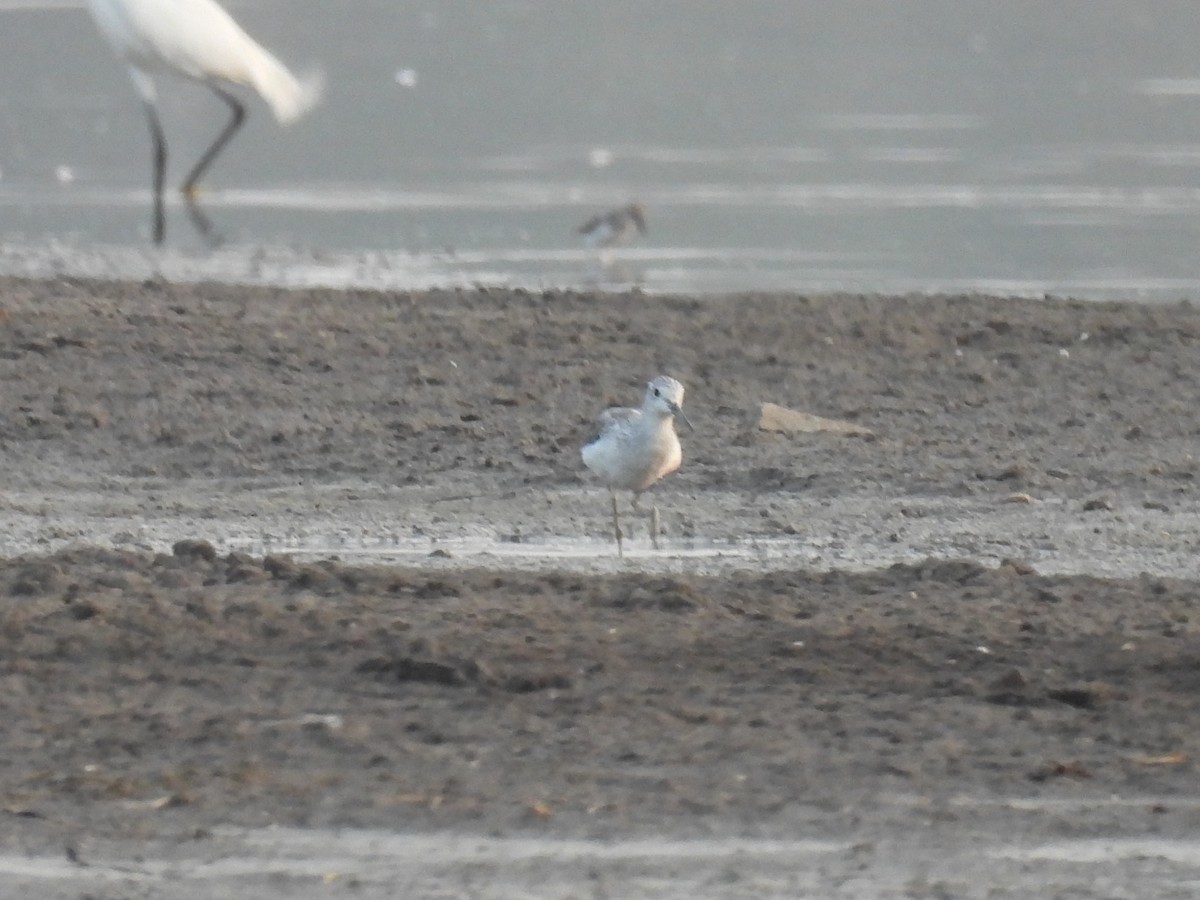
(0, 278), (1198, 896)
(1, 542), (1198, 834)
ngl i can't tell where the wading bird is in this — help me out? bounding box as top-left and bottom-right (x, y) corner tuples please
(577, 203), (647, 250)
(86, 0), (321, 244)
(582, 375), (692, 558)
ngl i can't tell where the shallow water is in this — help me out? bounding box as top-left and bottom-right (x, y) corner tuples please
(7, 479), (1200, 581)
(4, 1), (1200, 297)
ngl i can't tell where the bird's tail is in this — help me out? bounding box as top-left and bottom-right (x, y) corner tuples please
(247, 49), (323, 125)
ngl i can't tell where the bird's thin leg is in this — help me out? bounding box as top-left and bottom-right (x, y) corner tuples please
(650, 505), (661, 550)
(610, 491), (623, 559)
(141, 100), (167, 245)
(182, 86), (245, 244)
(629, 492), (642, 541)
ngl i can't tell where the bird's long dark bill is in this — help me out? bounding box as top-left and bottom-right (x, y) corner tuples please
(671, 404), (694, 430)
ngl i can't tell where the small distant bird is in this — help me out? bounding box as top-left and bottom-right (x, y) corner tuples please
(577, 203), (647, 249)
(582, 375), (692, 558)
(86, 0), (322, 244)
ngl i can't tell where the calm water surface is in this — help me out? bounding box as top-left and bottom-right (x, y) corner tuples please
(3, 1), (1200, 297)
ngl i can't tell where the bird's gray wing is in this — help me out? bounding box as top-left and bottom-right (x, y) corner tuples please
(576, 212), (605, 235)
(585, 406), (639, 445)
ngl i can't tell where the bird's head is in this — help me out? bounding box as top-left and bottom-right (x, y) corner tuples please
(644, 375), (692, 429)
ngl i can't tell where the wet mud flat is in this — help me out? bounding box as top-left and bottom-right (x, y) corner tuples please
(1, 277), (1200, 895)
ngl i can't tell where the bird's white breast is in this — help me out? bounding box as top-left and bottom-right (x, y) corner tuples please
(582, 414), (682, 492)
(581, 219), (617, 249)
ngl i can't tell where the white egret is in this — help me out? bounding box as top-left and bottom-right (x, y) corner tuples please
(86, 0), (321, 244)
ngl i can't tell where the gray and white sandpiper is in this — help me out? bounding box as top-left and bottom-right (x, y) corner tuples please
(577, 203), (647, 249)
(581, 375), (692, 558)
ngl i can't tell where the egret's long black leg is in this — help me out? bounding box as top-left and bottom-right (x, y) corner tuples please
(141, 100), (167, 245)
(182, 85), (245, 243)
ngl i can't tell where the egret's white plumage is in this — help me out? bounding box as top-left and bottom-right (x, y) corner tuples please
(582, 375), (692, 557)
(86, 0), (321, 244)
